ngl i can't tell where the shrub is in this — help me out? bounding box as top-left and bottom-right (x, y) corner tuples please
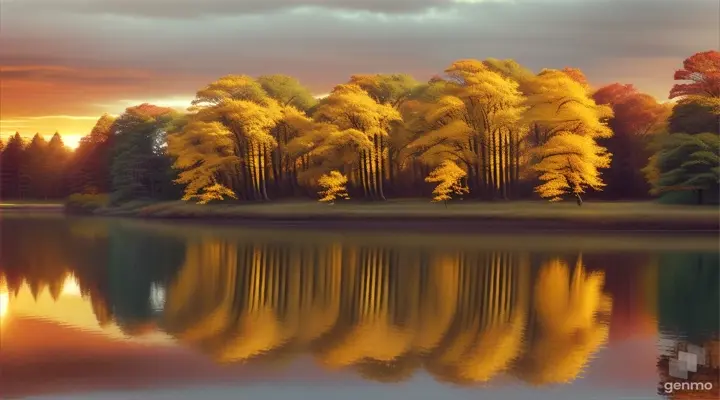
(64, 193), (110, 215)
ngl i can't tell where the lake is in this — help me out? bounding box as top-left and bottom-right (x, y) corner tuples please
(1, 212), (718, 400)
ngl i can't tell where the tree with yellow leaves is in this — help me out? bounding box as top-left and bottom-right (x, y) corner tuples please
(425, 160), (469, 207)
(523, 69), (614, 204)
(168, 75), (284, 202)
(349, 74), (419, 191)
(317, 170), (350, 203)
(408, 59), (527, 199)
(310, 83), (402, 201)
(533, 133), (611, 205)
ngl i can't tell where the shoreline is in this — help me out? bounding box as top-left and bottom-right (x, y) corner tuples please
(110, 213), (720, 234)
(3, 201), (718, 234)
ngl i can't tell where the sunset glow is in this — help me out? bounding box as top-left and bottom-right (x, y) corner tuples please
(0, 292), (8, 322)
(0, 0), (715, 148)
(61, 275), (82, 296)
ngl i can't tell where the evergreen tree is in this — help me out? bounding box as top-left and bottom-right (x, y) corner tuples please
(0, 133), (27, 199)
(24, 133), (49, 199)
(46, 133), (72, 198)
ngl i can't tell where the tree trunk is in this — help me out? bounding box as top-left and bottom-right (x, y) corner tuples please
(387, 149), (395, 191)
(575, 193), (583, 206)
(259, 144), (269, 201)
(375, 135), (386, 201)
(366, 149), (377, 201)
(359, 151), (369, 199)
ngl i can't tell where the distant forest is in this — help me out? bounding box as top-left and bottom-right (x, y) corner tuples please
(1, 50), (717, 205)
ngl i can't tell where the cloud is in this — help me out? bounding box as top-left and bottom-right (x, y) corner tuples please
(0, 0), (717, 120)
(1, 0), (478, 19)
(0, 64), (206, 117)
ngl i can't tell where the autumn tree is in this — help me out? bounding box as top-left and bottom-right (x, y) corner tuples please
(111, 104), (178, 203)
(169, 75), (289, 202)
(409, 60), (527, 199)
(524, 69), (613, 204)
(424, 160), (469, 206)
(349, 73), (419, 194)
(307, 83), (402, 200)
(317, 170), (349, 203)
(593, 83), (669, 198)
(533, 134), (611, 205)
(257, 74), (316, 196)
(0, 133), (27, 199)
(669, 50), (720, 100)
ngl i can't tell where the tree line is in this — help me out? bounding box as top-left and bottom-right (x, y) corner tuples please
(1, 50), (717, 205)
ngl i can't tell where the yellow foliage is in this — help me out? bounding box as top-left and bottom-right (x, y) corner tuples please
(316, 83), (402, 137)
(169, 75), (287, 202)
(168, 120), (239, 202)
(160, 58), (625, 202)
(410, 59), (527, 172)
(425, 160), (469, 203)
(533, 132), (611, 201)
(317, 170), (350, 203)
(519, 257), (612, 384)
(524, 69), (613, 140)
(182, 183), (237, 205)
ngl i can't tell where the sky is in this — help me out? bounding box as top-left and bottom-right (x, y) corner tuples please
(1, 0), (718, 149)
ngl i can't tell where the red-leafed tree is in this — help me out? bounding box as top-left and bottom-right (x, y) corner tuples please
(593, 83), (669, 198)
(669, 50), (720, 99)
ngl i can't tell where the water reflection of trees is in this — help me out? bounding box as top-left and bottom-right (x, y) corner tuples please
(0, 217), (185, 334)
(656, 252), (720, 399)
(162, 239), (613, 386)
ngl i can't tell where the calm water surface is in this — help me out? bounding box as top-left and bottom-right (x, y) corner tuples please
(1, 213), (718, 400)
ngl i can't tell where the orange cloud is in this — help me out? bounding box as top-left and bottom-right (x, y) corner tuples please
(1, 64), (202, 116)
(0, 64), (208, 146)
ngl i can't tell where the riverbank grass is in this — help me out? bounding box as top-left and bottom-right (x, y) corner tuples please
(93, 199), (719, 223)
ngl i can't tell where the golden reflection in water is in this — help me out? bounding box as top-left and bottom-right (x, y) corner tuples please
(60, 274), (82, 296)
(162, 240), (614, 386)
(1, 271), (173, 345)
(0, 292), (8, 322)
(514, 257), (612, 385)
(0, 274), (8, 323)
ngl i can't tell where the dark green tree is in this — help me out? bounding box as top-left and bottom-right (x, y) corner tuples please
(658, 252), (720, 343)
(24, 133), (49, 199)
(45, 133), (72, 198)
(68, 114), (116, 194)
(110, 104), (179, 204)
(668, 98), (720, 135)
(646, 132), (719, 204)
(0, 133), (27, 199)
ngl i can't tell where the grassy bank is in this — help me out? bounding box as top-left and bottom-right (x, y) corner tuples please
(85, 199), (720, 233)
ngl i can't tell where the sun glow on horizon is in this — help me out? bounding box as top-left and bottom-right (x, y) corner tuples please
(61, 275), (82, 296)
